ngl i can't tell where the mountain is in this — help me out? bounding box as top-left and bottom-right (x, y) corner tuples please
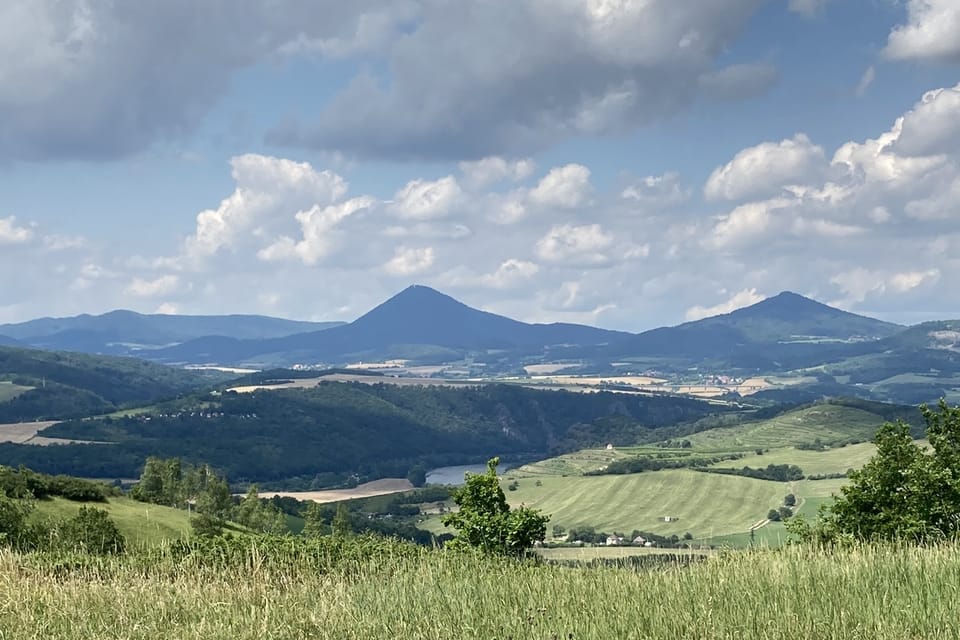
(607, 291), (902, 362)
(0, 335), (21, 347)
(152, 285), (630, 365)
(0, 310), (343, 356)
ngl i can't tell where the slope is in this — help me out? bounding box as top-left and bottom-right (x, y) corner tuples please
(152, 285), (629, 365)
(0, 310), (343, 356)
(0, 345), (208, 421)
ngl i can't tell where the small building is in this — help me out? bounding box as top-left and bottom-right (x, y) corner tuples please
(605, 535), (624, 546)
(605, 443), (614, 450)
(632, 536), (647, 546)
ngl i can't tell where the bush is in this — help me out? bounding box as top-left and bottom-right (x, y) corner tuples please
(57, 507), (125, 555)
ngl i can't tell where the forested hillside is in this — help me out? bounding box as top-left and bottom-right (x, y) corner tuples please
(0, 346), (211, 421)
(0, 383), (731, 483)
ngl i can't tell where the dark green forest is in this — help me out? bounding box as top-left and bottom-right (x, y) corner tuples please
(0, 382), (731, 484)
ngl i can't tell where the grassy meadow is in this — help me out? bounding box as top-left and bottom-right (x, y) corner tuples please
(32, 496), (192, 548)
(1, 542), (959, 639)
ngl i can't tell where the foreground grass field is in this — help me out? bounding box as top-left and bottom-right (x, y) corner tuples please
(1, 543), (958, 639)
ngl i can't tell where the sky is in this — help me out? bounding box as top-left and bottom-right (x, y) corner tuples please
(1, 0), (959, 331)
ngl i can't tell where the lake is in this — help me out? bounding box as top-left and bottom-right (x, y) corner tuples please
(425, 462), (515, 486)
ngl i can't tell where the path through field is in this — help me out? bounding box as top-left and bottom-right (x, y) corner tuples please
(0, 421), (100, 445)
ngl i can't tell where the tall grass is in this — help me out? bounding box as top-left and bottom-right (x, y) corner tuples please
(1, 540), (959, 639)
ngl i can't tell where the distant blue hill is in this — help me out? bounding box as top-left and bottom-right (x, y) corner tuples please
(0, 310), (343, 356)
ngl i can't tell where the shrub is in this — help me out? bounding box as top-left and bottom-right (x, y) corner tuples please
(57, 507), (125, 555)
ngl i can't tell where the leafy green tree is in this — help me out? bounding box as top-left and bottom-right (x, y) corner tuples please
(407, 464), (428, 488)
(784, 493), (796, 507)
(332, 503), (352, 538)
(58, 507), (125, 554)
(767, 509), (781, 522)
(190, 512), (223, 537)
(235, 485), (288, 534)
(0, 492), (31, 548)
(196, 475), (233, 522)
(302, 502), (328, 538)
(796, 401), (960, 543)
(441, 457), (548, 556)
(778, 506), (793, 520)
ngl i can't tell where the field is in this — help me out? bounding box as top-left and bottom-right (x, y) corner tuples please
(32, 497), (192, 548)
(710, 442), (879, 476)
(680, 403), (885, 450)
(2, 543), (959, 639)
(0, 381), (32, 402)
(260, 478), (414, 504)
(0, 420), (58, 444)
(501, 470), (789, 539)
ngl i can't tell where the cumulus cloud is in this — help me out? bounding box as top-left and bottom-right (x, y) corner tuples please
(536, 224), (613, 265)
(479, 259), (540, 289)
(855, 66), (875, 97)
(383, 246), (436, 276)
(183, 154), (348, 261)
(258, 196), (376, 265)
(528, 164), (593, 209)
(885, 0), (960, 63)
(459, 157), (535, 189)
(391, 176), (462, 220)
(705, 134), (827, 201)
(685, 288), (765, 321)
(0, 216), (33, 244)
(892, 83), (960, 157)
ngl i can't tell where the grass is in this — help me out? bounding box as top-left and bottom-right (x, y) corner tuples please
(502, 470), (788, 539)
(32, 497), (192, 548)
(1, 543), (959, 639)
(681, 404), (884, 450)
(710, 442), (879, 476)
(0, 381), (32, 402)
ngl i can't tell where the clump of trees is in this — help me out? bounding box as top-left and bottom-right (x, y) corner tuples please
(441, 457), (548, 556)
(701, 464), (804, 482)
(130, 457), (286, 537)
(792, 400), (960, 543)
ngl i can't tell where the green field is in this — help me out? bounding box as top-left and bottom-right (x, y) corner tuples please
(0, 381), (32, 402)
(681, 404), (884, 450)
(2, 542), (959, 639)
(32, 497), (192, 548)
(710, 442), (879, 476)
(502, 470), (788, 539)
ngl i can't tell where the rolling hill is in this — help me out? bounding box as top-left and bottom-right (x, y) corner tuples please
(0, 310), (342, 356)
(0, 345), (210, 422)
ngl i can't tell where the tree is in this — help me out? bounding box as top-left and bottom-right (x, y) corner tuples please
(778, 506), (793, 521)
(784, 493), (796, 507)
(767, 509), (781, 522)
(796, 401), (960, 543)
(190, 512), (224, 538)
(441, 457), (548, 556)
(407, 464), (428, 488)
(58, 507), (125, 554)
(0, 492), (31, 548)
(332, 503), (352, 538)
(302, 502), (328, 538)
(235, 485), (288, 534)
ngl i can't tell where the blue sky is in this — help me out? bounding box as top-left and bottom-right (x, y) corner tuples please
(1, 0), (959, 330)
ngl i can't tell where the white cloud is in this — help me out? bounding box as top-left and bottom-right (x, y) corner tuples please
(685, 288), (765, 321)
(124, 274), (180, 298)
(892, 83), (960, 157)
(536, 224), (613, 264)
(459, 157), (535, 189)
(383, 246), (436, 276)
(391, 176), (462, 220)
(621, 172), (689, 207)
(707, 198), (791, 249)
(528, 164), (592, 209)
(890, 269), (940, 293)
(885, 0), (960, 63)
(184, 154), (348, 260)
(0, 216), (33, 244)
(705, 134), (826, 201)
(479, 259), (540, 289)
(259, 196), (376, 265)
